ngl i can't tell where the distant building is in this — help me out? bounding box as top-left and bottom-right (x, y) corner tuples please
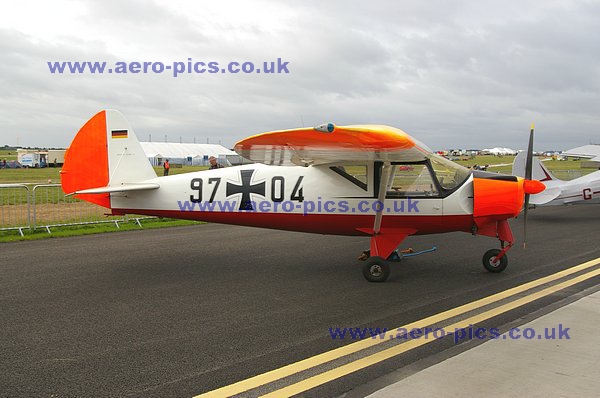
(17, 148), (65, 167)
(481, 147), (517, 156)
(139, 142), (245, 167)
(538, 150), (559, 157)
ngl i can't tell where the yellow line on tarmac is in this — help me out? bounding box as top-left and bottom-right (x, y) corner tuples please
(195, 257), (600, 398)
(262, 265), (600, 397)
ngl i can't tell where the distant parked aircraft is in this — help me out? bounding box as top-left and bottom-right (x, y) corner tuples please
(512, 152), (600, 205)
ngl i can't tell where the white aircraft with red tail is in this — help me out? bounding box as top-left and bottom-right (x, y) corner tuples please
(62, 110), (545, 282)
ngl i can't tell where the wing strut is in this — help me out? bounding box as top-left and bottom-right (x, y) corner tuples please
(373, 162), (393, 234)
(357, 163), (416, 259)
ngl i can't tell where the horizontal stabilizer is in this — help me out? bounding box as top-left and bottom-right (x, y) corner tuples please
(529, 186), (562, 205)
(66, 183), (159, 196)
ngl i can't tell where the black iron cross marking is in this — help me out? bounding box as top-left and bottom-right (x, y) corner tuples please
(226, 169), (266, 210)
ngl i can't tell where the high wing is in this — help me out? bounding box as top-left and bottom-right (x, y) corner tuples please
(562, 144), (600, 162)
(234, 124), (434, 166)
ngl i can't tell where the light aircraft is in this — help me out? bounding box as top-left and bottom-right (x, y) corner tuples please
(61, 110), (545, 282)
(512, 152), (600, 205)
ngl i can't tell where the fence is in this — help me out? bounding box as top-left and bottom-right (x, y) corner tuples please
(0, 183), (153, 236)
(0, 184), (30, 236)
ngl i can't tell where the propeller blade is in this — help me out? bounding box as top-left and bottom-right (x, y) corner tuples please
(523, 123), (535, 248)
(525, 123), (534, 180)
(524, 193), (530, 248)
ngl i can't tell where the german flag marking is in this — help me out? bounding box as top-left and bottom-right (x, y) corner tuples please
(111, 130), (128, 139)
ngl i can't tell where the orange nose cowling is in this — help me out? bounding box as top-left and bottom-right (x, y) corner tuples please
(473, 178), (523, 219)
(523, 179), (546, 195)
(473, 177), (546, 220)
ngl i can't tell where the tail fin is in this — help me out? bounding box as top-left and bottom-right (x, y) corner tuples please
(512, 151), (558, 182)
(61, 110), (156, 208)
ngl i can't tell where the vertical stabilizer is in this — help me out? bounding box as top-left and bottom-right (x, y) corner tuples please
(61, 110), (156, 208)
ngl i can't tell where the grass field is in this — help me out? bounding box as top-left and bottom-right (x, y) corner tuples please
(0, 217), (200, 243)
(0, 161), (210, 240)
(0, 149), (18, 161)
(152, 165), (208, 176)
(453, 155), (593, 180)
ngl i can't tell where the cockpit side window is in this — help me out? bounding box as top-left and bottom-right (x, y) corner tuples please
(386, 164), (439, 198)
(330, 165), (368, 191)
(429, 155), (471, 191)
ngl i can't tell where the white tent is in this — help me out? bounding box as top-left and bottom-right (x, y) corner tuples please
(145, 153), (164, 166)
(139, 142), (237, 166)
(482, 147), (518, 156)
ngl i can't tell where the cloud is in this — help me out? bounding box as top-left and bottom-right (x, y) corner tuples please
(1, 0), (599, 150)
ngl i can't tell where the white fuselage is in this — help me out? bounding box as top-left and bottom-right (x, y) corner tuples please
(537, 171), (600, 205)
(110, 163), (475, 236)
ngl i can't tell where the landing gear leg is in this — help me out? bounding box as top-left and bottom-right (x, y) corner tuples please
(357, 250), (402, 262)
(358, 242), (437, 282)
(356, 230), (411, 282)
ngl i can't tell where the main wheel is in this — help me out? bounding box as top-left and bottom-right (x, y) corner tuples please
(482, 249), (508, 273)
(362, 256), (391, 282)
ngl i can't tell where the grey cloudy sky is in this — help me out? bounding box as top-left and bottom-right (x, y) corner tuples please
(1, 0), (599, 150)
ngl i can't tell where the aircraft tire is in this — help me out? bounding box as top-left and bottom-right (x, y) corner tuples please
(482, 249), (508, 273)
(362, 257), (391, 282)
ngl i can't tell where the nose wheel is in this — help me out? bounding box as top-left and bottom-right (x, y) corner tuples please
(482, 248), (508, 273)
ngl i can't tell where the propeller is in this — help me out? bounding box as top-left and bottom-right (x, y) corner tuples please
(523, 123), (535, 248)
